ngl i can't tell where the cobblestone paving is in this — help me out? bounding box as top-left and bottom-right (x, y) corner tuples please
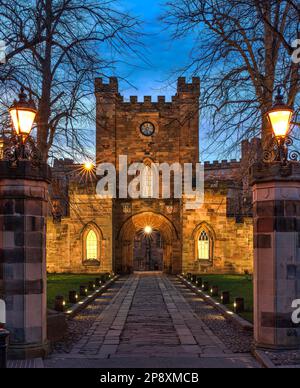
(265, 350), (300, 367)
(116, 275), (180, 357)
(171, 278), (254, 353)
(51, 277), (127, 354)
(8, 358), (44, 369)
(45, 274), (260, 368)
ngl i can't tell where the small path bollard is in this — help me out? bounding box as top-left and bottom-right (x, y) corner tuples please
(211, 285), (219, 297)
(191, 274), (197, 283)
(196, 277), (203, 288)
(0, 329), (9, 369)
(202, 282), (210, 292)
(221, 291), (230, 305)
(55, 296), (66, 312)
(80, 285), (88, 297)
(234, 298), (245, 314)
(69, 291), (78, 304)
(88, 282), (96, 292)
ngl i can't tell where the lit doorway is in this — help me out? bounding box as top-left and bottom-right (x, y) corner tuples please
(133, 229), (163, 272)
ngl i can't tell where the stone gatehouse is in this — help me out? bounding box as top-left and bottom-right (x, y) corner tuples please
(46, 77), (256, 275)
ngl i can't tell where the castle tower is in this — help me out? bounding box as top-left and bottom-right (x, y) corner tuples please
(176, 77), (200, 164)
(94, 77), (200, 168)
(95, 77), (120, 166)
(47, 75), (254, 277)
(94, 76), (200, 274)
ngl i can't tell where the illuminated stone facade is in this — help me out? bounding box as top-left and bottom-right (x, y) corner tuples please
(46, 77), (255, 275)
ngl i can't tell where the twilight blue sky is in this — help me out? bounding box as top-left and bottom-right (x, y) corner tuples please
(110, 0), (194, 99)
(102, 0), (239, 162)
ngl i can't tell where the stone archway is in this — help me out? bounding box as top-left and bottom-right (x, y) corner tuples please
(115, 212), (180, 274)
(133, 229), (164, 271)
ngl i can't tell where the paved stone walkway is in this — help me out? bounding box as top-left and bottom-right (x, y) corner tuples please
(175, 280), (254, 353)
(8, 358), (44, 369)
(45, 274), (260, 368)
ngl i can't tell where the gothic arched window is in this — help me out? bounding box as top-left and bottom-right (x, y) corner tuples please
(141, 162), (155, 198)
(198, 230), (210, 260)
(86, 230), (98, 260)
(82, 224), (102, 266)
(194, 224), (215, 264)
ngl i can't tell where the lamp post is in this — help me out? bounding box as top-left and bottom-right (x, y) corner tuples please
(9, 88), (37, 140)
(264, 88), (299, 167)
(4, 87), (40, 165)
(0, 86), (51, 359)
(251, 89), (300, 350)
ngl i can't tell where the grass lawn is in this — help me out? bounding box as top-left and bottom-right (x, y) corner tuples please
(47, 274), (101, 309)
(199, 274), (254, 323)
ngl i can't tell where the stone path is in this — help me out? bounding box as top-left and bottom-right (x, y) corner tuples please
(175, 280), (254, 353)
(45, 274), (260, 368)
(8, 358), (44, 369)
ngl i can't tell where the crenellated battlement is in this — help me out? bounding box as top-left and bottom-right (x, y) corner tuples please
(119, 95), (175, 106)
(177, 77), (200, 94)
(204, 159), (242, 182)
(203, 138), (262, 174)
(53, 158), (74, 169)
(95, 77), (119, 93)
(95, 76), (200, 166)
(204, 159), (241, 170)
(95, 76), (200, 108)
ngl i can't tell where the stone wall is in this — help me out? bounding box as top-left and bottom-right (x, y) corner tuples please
(182, 189), (253, 274)
(46, 185), (113, 274)
(95, 77), (200, 167)
(113, 199), (182, 274)
(46, 76), (255, 275)
(46, 187), (254, 275)
(204, 160), (241, 181)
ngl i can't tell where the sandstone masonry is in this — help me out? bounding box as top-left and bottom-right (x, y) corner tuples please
(46, 77), (255, 275)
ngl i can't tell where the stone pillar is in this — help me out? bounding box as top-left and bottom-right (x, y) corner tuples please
(252, 162), (300, 349)
(0, 161), (51, 359)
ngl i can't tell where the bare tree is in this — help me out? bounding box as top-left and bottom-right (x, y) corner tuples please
(162, 0), (300, 155)
(0, 1), (47, 65)
(0, 0), (142, 161)
(287, 0), (299, 15)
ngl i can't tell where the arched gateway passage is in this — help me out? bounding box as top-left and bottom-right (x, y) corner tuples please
(116, 212), (180, 274)
(133, 229), (163, 272)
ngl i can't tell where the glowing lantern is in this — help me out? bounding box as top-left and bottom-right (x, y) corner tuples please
(266, 89), (294, 139)
(9, 88), (37, 139)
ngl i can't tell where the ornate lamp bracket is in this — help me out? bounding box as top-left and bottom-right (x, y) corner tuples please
(3, 134), (42, 167)
(263, 135), (300, 168)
